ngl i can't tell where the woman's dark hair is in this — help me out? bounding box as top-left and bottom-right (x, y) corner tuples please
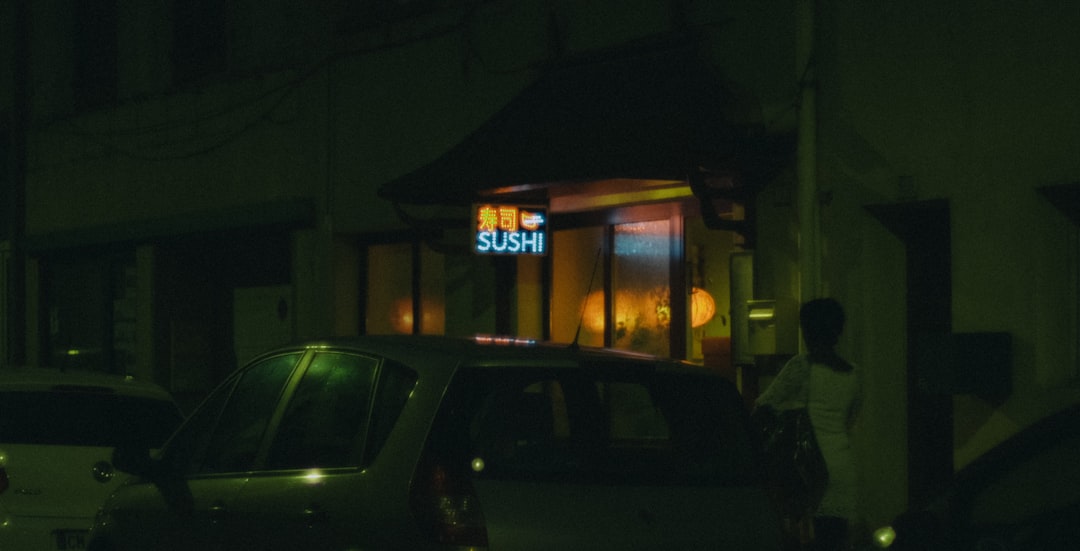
(800, 298), (845, 347)
(800, 298), (851, 371)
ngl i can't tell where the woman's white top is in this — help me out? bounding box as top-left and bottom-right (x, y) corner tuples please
(755, 353), (862, 519)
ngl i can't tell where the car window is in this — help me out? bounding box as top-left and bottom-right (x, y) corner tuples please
(265, 352), (378, 470)
(191, 353), (300, 474)
(0, 391), (181, 447)
(603, 381), (670, 440)
(429, 362), (757, 486)
(363, 360), (418, 466)
(968, 432), (1080, 525)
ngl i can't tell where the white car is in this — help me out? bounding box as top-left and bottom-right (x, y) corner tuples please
(0, 368), (183, 551)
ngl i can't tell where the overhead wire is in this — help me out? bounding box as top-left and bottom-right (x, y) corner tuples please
(57, 1), (512, 162)
(54, 1), (747, 163)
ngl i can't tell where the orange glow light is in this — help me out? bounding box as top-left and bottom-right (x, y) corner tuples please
(691, 287), (716, 328)
(391, 297), (445, 334)
(582, 287), (716, 332)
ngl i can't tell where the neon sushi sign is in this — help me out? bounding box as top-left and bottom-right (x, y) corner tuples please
(473, 204), (548, 255)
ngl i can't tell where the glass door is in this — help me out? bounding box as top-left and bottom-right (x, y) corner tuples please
(549, 212), (677, 357)
(611, 220), (672, 356)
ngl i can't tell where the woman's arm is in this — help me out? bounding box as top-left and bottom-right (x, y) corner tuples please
(755, 355), (808, 410)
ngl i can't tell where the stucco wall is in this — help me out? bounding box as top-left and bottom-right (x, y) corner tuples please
(817, 0), (1080, 477)
(746, 0), (1080, 524)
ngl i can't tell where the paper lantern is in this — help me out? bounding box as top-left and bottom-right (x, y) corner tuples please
(580, 289), (642, 333)
(690, 287), (717, 328)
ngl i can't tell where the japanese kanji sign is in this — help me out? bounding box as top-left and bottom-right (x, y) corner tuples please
(473, 204), (547, 255)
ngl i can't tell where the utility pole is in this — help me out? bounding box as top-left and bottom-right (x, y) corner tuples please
(796, 0), (820, 305)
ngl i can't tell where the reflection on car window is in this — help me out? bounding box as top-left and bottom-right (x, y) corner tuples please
(266, 352), (378, 470)
(0, 392), (181, 447)
(428, 362), (756, 486)
(196, 354), (300, 474)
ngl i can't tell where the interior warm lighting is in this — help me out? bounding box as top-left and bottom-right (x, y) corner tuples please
(581, 290), (639, 334)
(392, 298), (414, 334)
(582, 290), (606, 333)
(583, 288), (716, 331)
(391, 297), (445, 334)
(548, 179), (692, 213)
(690, 287), (717, 328)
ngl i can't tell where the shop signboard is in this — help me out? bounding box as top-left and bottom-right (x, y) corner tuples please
(473, 204), (548, 256)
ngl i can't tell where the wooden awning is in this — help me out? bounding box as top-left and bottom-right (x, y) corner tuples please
(378, 37), (790, 207)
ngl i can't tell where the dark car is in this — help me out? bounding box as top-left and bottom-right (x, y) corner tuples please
(869, 403), (1080, 550)
(89, 335), (781, 550)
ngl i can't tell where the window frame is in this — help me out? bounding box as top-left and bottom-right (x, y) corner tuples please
(359, 235), (447, 335)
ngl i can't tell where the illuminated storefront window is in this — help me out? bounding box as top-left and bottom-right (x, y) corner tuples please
(549, 206), (733, 361)
(368, 190), (734, 362)
(366, 242), (445, 335)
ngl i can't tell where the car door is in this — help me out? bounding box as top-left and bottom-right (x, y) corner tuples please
(107, 353), (302, 551)
(457, 365), (780, 550)
(229, 351), (418, 550)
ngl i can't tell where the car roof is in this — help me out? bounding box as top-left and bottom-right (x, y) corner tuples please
(0, 366), (177, 402)
(254, 334), (703, 372)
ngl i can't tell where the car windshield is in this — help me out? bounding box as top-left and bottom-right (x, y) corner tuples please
(0, 390), (182, 447)
(427, 361), (759, 486)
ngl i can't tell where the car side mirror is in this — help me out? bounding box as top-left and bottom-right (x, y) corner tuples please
(112, 443), (156, 478)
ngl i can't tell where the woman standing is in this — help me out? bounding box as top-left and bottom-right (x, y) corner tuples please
(755, 298), (862, 550)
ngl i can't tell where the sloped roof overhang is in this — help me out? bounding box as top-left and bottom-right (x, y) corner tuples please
(377, 37), (792, 208)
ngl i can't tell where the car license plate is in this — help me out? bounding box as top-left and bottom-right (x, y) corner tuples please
(52, 529), (88, 550)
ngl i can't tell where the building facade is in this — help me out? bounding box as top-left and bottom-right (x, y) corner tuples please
(4, 0), (1080, 530)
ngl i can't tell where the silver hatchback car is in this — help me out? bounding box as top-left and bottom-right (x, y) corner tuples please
(90, 335), (781, 550)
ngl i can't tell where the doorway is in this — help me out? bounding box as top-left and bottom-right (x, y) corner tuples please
(867, 199), (953, 507)
(549, 202), (733, 361)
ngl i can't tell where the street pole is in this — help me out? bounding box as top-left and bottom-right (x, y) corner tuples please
(796, 0), (820, 306)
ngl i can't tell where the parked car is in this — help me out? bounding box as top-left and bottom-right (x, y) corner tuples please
(867, 403), (1080, 550)
(0, 367), (184, 551)
(90, 335), (782, 550)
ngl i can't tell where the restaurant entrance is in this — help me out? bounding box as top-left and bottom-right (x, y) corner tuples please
(549, 198), (737, 362)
